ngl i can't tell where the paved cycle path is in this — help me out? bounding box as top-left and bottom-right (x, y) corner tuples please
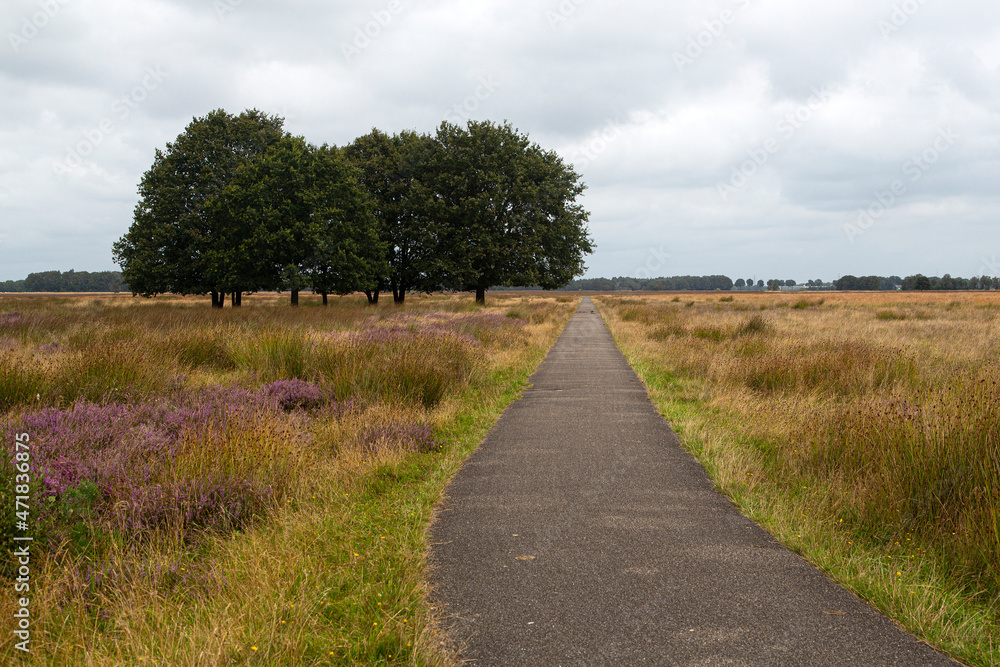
(429, 298), (959, 666)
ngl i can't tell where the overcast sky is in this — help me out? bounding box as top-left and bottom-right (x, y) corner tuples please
(2, 0), (999, 283)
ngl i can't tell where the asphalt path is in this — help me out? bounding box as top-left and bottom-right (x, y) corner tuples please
(429, 297), (960, 666)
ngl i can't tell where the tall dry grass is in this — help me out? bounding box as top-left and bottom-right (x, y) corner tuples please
(0, 291), (577, 665)
(597, 291), (1000, 665)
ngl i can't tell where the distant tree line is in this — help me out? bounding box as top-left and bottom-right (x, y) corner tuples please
(900, 274), (999, 291)
(547, 273), (1000, 293)
(0, 270), (127, 293)
(564, 275), (734, 291)
(833, 274), (999, 291)
(113, 109), (593, 307)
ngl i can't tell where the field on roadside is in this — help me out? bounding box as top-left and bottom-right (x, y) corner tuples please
(596, 291), (1000, 667)
(0, 292), (577, 665)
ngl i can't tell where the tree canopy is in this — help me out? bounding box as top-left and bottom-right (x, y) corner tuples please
(343, 129), (436, 304)
(211, 137), (384, 304)
(420, 121), (593, 304)
(113, 109), (286, 302)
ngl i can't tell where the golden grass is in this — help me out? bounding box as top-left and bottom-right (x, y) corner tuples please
(0, 292), (577, 665)
(596, 290), (1000, 667)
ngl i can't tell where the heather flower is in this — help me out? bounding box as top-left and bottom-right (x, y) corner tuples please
(1, 382), (311, 547)
(262, 378), (324, 411)
(0, 311), (22, 326)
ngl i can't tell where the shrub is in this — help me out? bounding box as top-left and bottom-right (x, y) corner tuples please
(0, 384), (307, 549)
(262, 378), (324, 411)
(735, 314), (771, 336)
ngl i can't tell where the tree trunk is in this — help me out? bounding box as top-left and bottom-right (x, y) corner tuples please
(475, 285), (486, 305)
(322, 292), (328, 306)
(372, 289), (379, 305)
(211, 290), (223, 308)
(394, 290), (405, 305)
(291, 289), (299, 306)
(232, 291), (242, 307)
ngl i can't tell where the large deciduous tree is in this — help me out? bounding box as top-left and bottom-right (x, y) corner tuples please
(418, 120), (593, 304)
(113, 109), (286, 305)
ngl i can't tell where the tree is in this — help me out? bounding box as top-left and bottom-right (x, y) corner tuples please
(735, 278), (746, 288)
(418, 120), (593, 304)
(213, 138), (384, 305)
(343, 129), (436, 304)
(23, 271), (62, 292)
(303, 146), (386, 303)
(113, 109), (286, 305)
(914, 274), (932, 291)
(785, 279), (796, 287)
(756, 279), (764, 288)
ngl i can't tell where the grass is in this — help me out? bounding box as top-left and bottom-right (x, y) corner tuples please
(594, 291), (1000, 667)
(0, 291), (577, 665)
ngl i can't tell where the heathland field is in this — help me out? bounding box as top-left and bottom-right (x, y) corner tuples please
(596, 292), (1000, 666)
(0, 292), (577, 665)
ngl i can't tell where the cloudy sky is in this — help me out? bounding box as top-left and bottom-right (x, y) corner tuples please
(2, 0), (999, 283)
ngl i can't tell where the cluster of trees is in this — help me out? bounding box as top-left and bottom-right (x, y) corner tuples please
(0, 270), (127, 293)
(113, 109), (594, 307)
(565, 275), (733, 291)
(900, 274), (1000, 291)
